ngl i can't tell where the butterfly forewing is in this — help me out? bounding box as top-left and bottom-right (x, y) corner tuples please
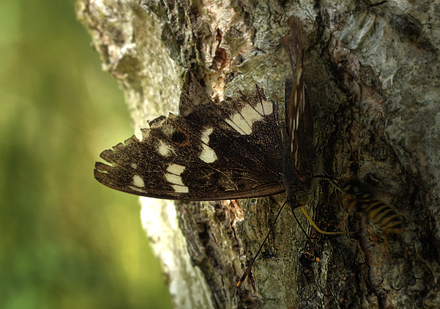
(280, 16), (316, 195)
(95, 76), (286, 200)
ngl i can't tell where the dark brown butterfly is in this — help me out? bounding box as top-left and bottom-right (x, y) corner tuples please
(95, 17), (343, 289)
(94, 17), (314, 210)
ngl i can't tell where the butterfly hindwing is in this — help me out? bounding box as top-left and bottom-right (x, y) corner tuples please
(95, 18), (313, 203)
(95, 75), (286, 200)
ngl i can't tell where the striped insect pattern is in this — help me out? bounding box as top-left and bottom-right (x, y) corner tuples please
(341, 179), (404, 234)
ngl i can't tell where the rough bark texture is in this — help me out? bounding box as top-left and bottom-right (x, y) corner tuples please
(78, 0), (440, 308)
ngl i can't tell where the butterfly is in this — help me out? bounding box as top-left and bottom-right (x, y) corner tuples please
(94, 17), (315, 209)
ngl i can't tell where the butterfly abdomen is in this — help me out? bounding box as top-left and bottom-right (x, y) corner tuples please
(342, 180), (404, 234)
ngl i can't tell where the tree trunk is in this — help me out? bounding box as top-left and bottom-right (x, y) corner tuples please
(77, 0), (440, 308)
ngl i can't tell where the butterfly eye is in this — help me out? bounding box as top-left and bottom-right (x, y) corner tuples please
(295, 191), (309, 205)
(171, 130), (190, 146)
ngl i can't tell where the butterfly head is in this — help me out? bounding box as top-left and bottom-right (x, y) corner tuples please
(295, 191), (309, 206)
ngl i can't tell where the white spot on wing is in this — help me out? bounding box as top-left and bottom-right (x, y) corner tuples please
(295, 107), (300, 129)
(255, 99), (273, 116)
(172, 185), (189, 193)
(131, 163), (138, 169)
(200, 127), (217, 163)
(226, 99), (273, 135)
(165, 164), (189, 193)
(295, 67), (302, 85)
(158, 140), (172, 157)
(132, 175), (145, 187)
(225, 117), (246, 134)
(166, 173), (184, 186)
(166, 164), (185, 175)
(201, 127), (213, 144)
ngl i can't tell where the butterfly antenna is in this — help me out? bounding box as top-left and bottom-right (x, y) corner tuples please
(236, 200), (289, 287)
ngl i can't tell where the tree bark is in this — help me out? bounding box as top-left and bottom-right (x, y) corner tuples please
(77, 0), (440, 308)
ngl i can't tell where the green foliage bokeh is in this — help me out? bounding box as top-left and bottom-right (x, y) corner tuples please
(0, 0), (172, 308)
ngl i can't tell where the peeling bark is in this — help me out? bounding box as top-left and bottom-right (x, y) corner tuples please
(78, 0), (440, 308)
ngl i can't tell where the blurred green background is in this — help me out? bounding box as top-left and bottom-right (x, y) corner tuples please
(0, 0), (172, 308)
